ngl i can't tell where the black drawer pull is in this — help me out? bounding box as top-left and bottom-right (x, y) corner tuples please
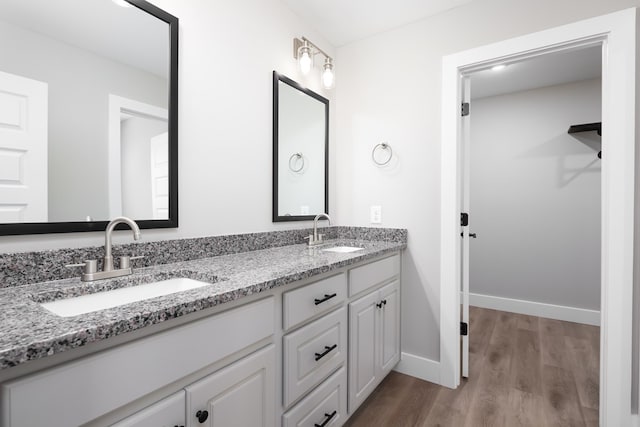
(314, 410), (337, 427)
(314, 344), (337, 361)
(314, 293), (337, 305)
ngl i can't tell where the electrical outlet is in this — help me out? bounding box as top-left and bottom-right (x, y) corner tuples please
(370, 205), (382, 224)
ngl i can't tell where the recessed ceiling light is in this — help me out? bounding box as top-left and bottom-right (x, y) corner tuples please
(112, 0), (133, 8)
(491, 64), (507, 71)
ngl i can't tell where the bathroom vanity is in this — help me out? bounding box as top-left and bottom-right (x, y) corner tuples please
(0, 231), (404, 426)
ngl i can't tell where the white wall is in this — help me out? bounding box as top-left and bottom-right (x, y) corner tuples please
(0, 0), (334, 252)
(470, 79), (601, 312)
(334, 0), (637, 363)
(0, 19), (167, 222)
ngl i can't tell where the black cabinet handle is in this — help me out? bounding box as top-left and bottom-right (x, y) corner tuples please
(376, 302), (383, 308)
(314, 293), (337, 305)
(196, 410), (208, 423)
(314, 410), (337, 427)
(314, 344), (337, 361)
(382, 299), (387, 305)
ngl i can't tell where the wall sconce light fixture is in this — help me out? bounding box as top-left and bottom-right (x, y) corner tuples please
(294, 37), (334, 89)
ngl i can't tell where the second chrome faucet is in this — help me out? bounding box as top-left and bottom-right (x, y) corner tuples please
(306, 213), (331, 246)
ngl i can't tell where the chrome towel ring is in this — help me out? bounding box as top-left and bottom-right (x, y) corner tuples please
(372, 143), (392, 166)
(289, 152), (304, 172)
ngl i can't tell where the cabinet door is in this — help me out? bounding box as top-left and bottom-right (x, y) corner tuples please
(348, 291), (379, 412)
(379, 280), (401, 375)
(111, 391), (185, 427)
(185, 345), (275, 427)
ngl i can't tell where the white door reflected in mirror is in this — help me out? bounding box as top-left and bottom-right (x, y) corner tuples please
(0, 70), (48, 223)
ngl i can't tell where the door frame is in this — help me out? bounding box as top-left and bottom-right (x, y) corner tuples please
(107, 94), (168, 218)
(440, 8), (637, 426)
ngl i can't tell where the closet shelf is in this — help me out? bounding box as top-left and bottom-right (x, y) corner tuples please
(567, 121), (602, 159)
(567, 122), (601, 136)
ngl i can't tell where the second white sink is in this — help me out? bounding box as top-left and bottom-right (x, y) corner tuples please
(40, 277), (214, 317)
(321, 246), (364, 253)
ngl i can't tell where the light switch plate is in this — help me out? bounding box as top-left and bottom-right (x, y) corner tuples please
(370, 205), (382, 224)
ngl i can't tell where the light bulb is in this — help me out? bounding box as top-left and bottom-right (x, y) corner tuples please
(322, 67), (334, 89)
(322, 58), (334, 89)
(298, 47), (312, 75)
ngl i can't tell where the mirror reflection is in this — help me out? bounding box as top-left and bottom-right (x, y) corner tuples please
(273, 72), (328, 222)
(0, 0), (174, 229)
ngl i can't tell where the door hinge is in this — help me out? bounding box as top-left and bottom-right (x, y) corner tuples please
(460, 322), (468, 336)
(461, 102), (470, 117)
(461, 212), (469, 227)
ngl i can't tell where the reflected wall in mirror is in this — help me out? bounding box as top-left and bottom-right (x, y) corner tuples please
(272, 72), (328, 222)
(0, 0), (178, 235)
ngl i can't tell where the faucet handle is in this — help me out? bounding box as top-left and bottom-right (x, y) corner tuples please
(65, 260), (98, 274)
(119, 255), (144, 269)
(304, 235), (314, 243)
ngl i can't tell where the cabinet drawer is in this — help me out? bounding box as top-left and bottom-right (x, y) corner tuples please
(283, 273), (346, 330)
(283, 367), (347, 427)
(283, 307), (347, 407)
(1, 297), (275, 427)
(349, 254), (399, 296)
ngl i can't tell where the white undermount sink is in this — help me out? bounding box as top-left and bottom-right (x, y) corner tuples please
(40, 278), (213, 317)
(321, 246), (364, 253)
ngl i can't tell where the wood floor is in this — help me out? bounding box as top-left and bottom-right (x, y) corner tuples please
(344, 306), (600, 427)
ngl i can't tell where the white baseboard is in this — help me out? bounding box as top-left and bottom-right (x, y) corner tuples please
(393, 352), (440, 384)
(468, 292), (600, 326)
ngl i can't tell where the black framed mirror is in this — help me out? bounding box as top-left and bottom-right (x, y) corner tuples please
(0, 0), (178, 235)
(272, 71), (329, 222)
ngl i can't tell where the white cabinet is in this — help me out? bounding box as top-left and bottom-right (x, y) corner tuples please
(1, 297), (275, 427)
(283, 307), (347, 406)
(348, 280), (400, 412)
(282, 367), (347, 427)
(111, 391), (186, 427)
(283, 273), (346, 330)
(379, 281), (400, 374)
(185, 345), (275, 427)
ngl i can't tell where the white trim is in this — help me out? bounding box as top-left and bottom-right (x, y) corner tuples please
(107, 95), (168, 218)
(440, 9), (637, 426)
(467, 293), (600, 326)
(393, 353), (440, 384)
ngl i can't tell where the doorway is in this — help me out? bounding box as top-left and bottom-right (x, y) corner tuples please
(462, 46), (602, 425)
(440, 9), (637, 426)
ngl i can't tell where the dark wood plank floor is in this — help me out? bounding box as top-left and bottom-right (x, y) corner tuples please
(344, 306), (600, 427)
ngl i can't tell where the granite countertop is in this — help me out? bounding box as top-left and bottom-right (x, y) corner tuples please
(0, 238), (404, 371)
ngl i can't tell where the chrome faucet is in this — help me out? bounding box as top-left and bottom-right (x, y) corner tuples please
(103, 217), (141, 272)
(306, 213), (331, 246)
(66, 216), (143, 281)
